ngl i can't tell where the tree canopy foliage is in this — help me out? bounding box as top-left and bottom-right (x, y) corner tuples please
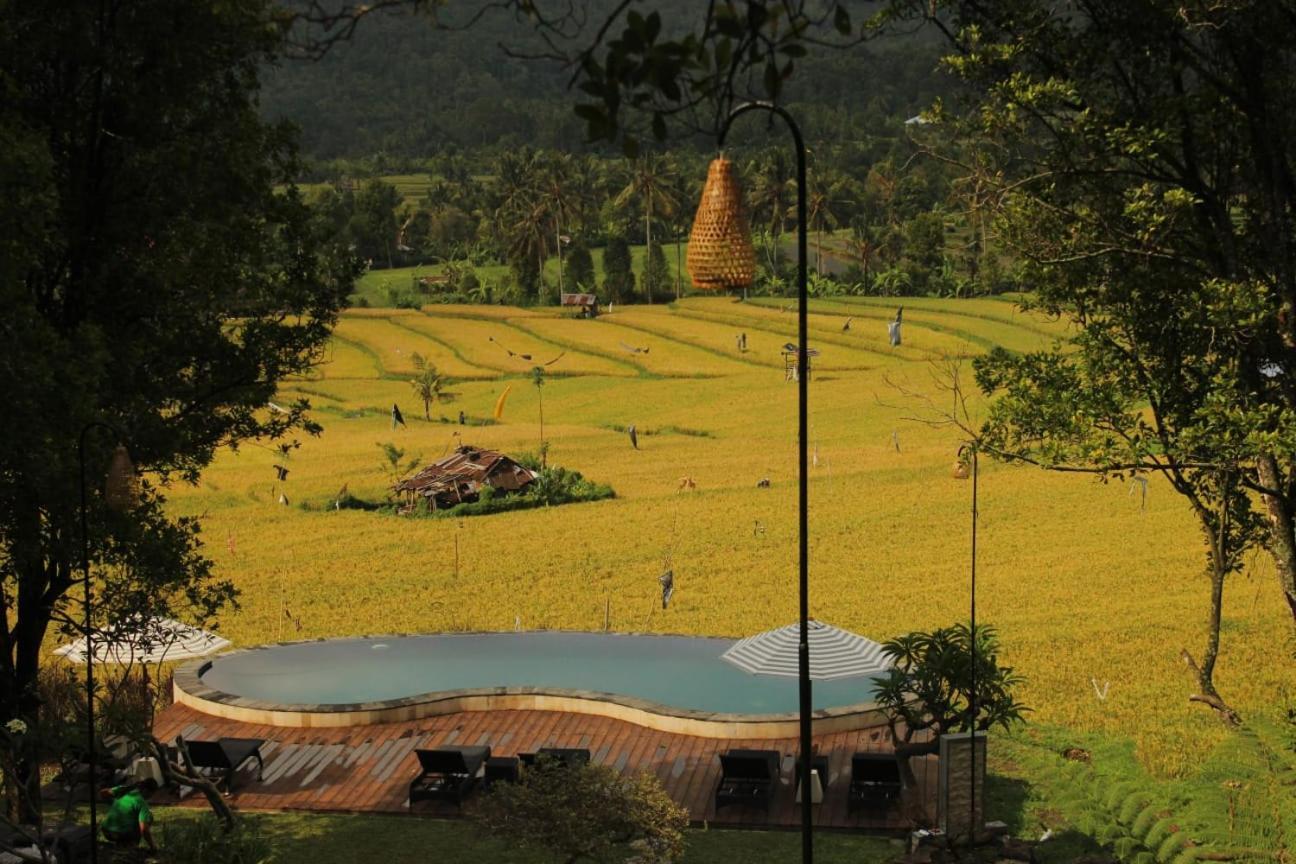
(874, 623), (1027, 790)
(0, 0), (354, 822)
(904, 0), (1296, 637)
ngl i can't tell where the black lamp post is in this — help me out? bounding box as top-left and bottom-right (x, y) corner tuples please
(955, 442), (979, 844)
(714, 101), (813, 864)
(78, 422), (134, 864)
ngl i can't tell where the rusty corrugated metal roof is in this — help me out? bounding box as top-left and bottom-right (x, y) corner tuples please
(393, 445), (537, 499)
(560, 293), (598, 306)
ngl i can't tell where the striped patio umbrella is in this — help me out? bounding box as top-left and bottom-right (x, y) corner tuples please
(53, 616), (230, 665)
(721, 619), (892, 680)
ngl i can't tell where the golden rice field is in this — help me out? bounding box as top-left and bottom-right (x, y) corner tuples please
(163, 296), (1290, 778)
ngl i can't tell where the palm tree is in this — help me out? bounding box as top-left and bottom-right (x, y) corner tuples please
(492, 148), (549, 297)
(569, 154), (608, 239)
(807, 168), (850, 276)
(409, 353), (452, 420)
(747, 150), (794, 244)
(615, 153), (679, 303)
(850, 217), (881, 293)
(533, 153), (570, 294)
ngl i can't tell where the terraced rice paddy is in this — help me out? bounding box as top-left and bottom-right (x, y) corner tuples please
(164, 296), (1290, 778)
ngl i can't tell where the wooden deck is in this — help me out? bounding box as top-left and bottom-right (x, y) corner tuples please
(153, 702), (935, 831)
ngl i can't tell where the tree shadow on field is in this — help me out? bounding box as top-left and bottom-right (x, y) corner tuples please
(984, 772), (1030, 833)
(984, 773), (1110, 864)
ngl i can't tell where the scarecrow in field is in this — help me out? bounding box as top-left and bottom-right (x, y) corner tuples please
(887, 307), (903, 347)
(842, 317), (853, 332)
(391, 403), (405, 429)
(659, 569), (674, 609)
(627, 425), (639, 450)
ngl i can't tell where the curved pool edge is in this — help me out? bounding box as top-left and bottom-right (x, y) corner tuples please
(173, 638), (892, 738)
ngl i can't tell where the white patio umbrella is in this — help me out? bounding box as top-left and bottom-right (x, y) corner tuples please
(721, 619), (892, 681)
(53, 616), (230, 666)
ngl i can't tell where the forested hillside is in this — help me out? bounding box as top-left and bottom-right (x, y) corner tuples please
(263, 3), (1003, 308)
(262, 1), (952, 161)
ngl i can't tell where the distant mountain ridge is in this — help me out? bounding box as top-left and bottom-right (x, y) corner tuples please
(261, 2), (951, 160)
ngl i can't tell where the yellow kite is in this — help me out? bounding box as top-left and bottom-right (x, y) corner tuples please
(493, 385), (512, 421)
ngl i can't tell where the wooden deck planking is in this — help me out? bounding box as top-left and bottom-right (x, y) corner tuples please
(153, 703), (930, 830)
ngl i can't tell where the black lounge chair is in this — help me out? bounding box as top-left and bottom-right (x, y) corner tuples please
(483, 755), (520, 788)
(184, 738), (264, 793)
(536, 747), (591, 768)
(715, 749), (780, 813)
(848, 752), (901, 812)
(408, 745), (491, 808)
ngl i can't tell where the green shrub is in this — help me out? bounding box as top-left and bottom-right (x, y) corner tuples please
(473, 759), (687, 864)
(429, 465), (613, 519)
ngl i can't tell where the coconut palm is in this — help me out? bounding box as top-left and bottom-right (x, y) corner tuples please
(536, 153), (582, 295)
(807, 168), (851, 276)
(409, 353), (453, 420)
(615, 153), (679, 303)
(492, 148), (549, 297)
(746, 150), (794, 244)
(850, 216), (882, 292)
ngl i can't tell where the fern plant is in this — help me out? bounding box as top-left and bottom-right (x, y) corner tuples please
(998, 720), (1294, 864)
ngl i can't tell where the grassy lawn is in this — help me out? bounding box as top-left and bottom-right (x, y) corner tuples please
(153, 809), (898, 863)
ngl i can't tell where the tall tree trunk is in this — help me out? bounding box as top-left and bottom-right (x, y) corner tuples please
(555, 217), (564, 295)
(537, 390), (545, 467)
(892, 737), (937, 825)
(645, 196), (653, 304)
(1255, 454), (1296, 627)
(5, 659), (46, 825)
(675, 231), (682, 300)
(1182, 487), (1241, 725)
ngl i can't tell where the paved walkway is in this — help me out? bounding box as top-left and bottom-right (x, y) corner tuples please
(153, 702), (935, 830)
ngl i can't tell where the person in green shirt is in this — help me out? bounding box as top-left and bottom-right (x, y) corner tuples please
(99, 778), (158, 852)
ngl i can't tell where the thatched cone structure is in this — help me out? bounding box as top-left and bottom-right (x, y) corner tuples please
(687, 157), (756, 292)
(104, 444), (139, 512)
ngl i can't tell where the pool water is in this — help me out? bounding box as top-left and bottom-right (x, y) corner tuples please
(199, 632), (881, 715)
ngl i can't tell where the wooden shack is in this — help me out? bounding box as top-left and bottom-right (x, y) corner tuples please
(393, 445), (537, 511)
(560, 292), (599, 318)
(412, 272), (453, 292)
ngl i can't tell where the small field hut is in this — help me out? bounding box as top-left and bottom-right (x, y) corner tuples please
(560, 292), (599, 318)
(394, 445), (537, 511)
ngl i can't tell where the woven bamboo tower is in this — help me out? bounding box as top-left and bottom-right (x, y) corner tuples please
(687, 157), (756, 292)
(104, 444), (139, 512)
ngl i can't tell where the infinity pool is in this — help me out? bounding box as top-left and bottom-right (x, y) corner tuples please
(193, 632), (882, 716)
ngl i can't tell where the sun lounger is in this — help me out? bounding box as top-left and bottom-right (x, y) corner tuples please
(715, 749), (780, 813)
(408, 745), (491, 808)
(536, 747), (591, 768)
(848, 752), (901, 811)
(183, 738), (264, 793)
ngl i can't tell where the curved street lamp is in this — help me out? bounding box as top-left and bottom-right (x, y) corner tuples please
(78, 422), (136, 864)
(954, 442), (980, 844)
(690, 100), (813, 864)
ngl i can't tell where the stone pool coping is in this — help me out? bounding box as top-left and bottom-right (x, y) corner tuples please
(172, 633), (891, 738)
